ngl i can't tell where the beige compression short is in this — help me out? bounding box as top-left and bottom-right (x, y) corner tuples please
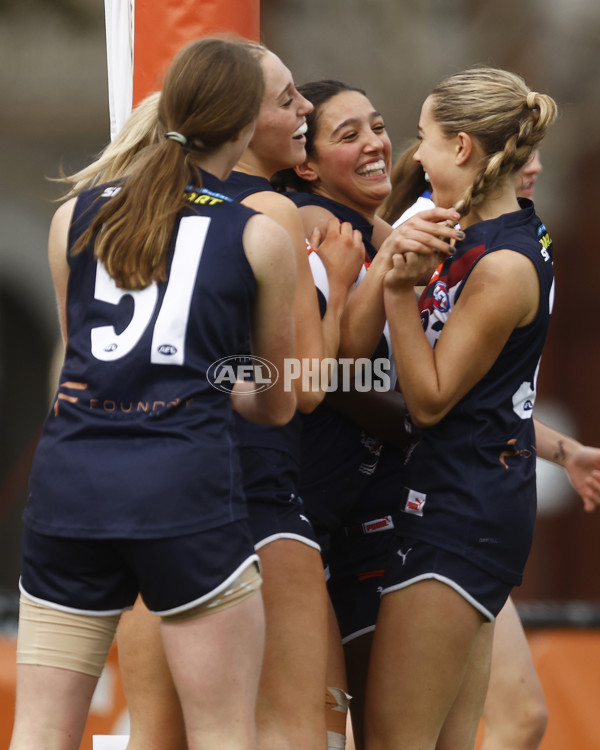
(17, 562), (262, 677)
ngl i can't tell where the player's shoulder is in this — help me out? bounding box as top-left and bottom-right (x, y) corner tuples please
(241, 189), (299, 219)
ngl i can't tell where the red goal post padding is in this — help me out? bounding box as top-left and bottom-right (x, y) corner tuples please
(105, 0), (260, 139)
(133, 0), (260, 106)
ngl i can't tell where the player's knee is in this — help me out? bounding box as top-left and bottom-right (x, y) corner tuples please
(520, 697), (549, 747)
(484, 694), (548, 750)
(326, 686), (352, 749)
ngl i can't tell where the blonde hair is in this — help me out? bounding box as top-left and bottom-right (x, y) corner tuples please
(72, 37), (264, 290)
(429, 66), (558, 218)
(56, 92), (162, 199)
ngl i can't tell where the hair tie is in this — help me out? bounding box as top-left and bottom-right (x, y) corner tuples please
(165, 131), (188, 146)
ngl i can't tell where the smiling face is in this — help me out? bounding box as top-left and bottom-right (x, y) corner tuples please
(299, 89), (392, 219)
(244, 51), (313, 178)
(413, 95), (468, 209)
(515, 149), (542, 199)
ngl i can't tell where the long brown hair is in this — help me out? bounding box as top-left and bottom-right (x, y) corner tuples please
(73, 37), (264, 290)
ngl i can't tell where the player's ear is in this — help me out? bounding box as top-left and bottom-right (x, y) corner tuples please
(294, 160), (319, 183)
(455, 132), (474, 166)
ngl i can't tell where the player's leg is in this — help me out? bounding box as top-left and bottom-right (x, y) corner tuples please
(436, 617), (495, 750)
(256, 538), (329, 750)
(116, 596), (187, 750)
(365, 579), (486, 750)
(9, 596), (119, 750)
(160, 582), (265, 750)
(241, 446), (329, 749)
(479, 596), (548, 750)
(11, 665), (100, 750)
(120, 520), (263, 749)
(343, 632), (373, 750)
(325, 596), (351, 750)
(10, 530), (129, 750)
(326, 517), (393, 750)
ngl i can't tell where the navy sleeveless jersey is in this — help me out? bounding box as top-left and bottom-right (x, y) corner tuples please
(397, 199), (555, 585)
(220, 170), (302, 460)
(287, 191), (378, 260)
(285, 192), (390, 491)
(25, 171), (257, 539)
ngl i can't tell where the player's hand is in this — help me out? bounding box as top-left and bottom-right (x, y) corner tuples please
(384, 250), (437, 293)
(310, 217), (365, 290)
(379, 207), (464, 263)
(564, 444), (600, 512)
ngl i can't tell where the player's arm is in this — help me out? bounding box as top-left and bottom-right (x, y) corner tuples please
(233, 212), (297, 426)
(339, 207), (461, 360)
(296, 206), (365, 374)
(535, 418), (600, 512)
(244, 191), (362, 412)
(324, 386), (412, 447)
(384, 248), (540, 427)
(243, 191), (327, 412)
(48, 198), (76, 344)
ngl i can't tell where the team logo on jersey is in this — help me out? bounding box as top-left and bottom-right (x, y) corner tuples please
(403, 488), (427, 517)
(207, 355), (279, 394)
(53, 380), (88, 416)
(499, 438), (535, 469)
(432, 281), (450, 312)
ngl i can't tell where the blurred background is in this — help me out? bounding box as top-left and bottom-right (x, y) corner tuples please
(1, 1), (599, 746)
(1, 0), (599, 616)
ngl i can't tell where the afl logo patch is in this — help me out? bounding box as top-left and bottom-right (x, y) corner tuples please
(157, 344), (178, 356)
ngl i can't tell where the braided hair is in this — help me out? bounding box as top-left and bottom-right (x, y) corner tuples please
(429, 66), (557, 219)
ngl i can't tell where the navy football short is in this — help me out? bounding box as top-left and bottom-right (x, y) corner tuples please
(381, 536), (512, 620)
(20, 519), (258, 615)
(239, 447), (320, 551)
(327, 515), (395, 642)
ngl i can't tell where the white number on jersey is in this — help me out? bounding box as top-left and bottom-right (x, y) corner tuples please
(91, 215), (210, 365)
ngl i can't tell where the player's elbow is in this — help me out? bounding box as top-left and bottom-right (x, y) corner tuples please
(295, 388), (325, 414)
(263, 391), (298, 426)
(408, 401), (448, 429)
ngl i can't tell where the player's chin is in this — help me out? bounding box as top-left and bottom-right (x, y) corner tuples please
(291, 139), (307, 161)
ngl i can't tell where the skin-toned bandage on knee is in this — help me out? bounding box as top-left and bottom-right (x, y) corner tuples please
(326, 686), (352, 749)
(161, 562), (262, 624)
(16, 594), (120, 678)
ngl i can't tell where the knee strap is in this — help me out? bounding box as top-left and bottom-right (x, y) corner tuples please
(326, 686), (352, 749)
